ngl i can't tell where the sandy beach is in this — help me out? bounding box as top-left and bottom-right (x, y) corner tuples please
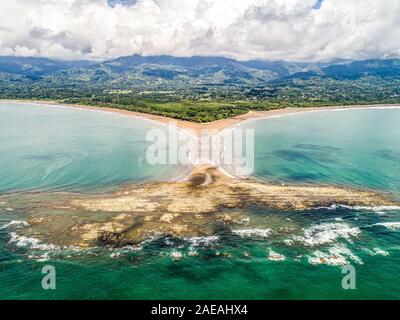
(2, 99), (400, 136)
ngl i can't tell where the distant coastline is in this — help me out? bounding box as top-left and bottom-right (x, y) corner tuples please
(2, 99), (400, 137)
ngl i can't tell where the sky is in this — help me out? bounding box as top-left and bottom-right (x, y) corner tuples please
(0, 0), (399, 62)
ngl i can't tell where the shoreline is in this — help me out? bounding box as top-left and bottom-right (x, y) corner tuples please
(2, 99), (400, 136)
(2, 99), (400, 181)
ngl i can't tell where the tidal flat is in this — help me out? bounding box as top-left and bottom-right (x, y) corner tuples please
(3, 164), (397, 248)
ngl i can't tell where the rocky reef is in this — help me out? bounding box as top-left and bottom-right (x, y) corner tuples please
(4, 165), (398, 248)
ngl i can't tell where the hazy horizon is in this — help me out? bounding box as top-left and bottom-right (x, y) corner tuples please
(0, 53), (398, 64)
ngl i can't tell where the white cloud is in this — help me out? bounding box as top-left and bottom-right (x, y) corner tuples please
(0, 0), (399, 61)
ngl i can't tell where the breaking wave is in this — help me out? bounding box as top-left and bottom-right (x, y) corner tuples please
(293, 222), (361, 246)
(373, 222), (400, 230)
(315, 204), (400, 213)
(267, 249), (286, 261)
(9, 232), (59, 251)
(184, 236), (220, 247)
(0, 220), (29, 230)
(308, 244), (363, 266)
(232, 228), (272, 238)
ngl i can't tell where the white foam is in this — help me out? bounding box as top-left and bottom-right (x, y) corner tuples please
(283, 239), (294, 246)
(188, 248), (199, 256)
(372, 248), (390, 256)
(171, 250), (183, 260)
(347, 205), (400, 212)
(363, 247), (390, 256)
(232, 228), (272, 238)
(268, 250), (286, 261)
(317, 204), (400, 213)
(235, 217), (250, 225)
(185, 236), (219, 247)
(308, 244), (363, 266)
(164, 238), (175, 246)
(8, 232), (59, 250)
(110, 252), (121, 259)
(373, 222), (400, 230)
(107, 242), (145, 257)
(36, 252), (51, 262)
(308, 250), (348, 266)
(0, 220), (28, 230)
(293, 222), (361, 246)
(123, 245), (143, 252)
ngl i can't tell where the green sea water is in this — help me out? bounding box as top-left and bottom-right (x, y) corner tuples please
(0, 102), (189, 194)
(1, 103), (400, 300)
(238, 108), (400, 194)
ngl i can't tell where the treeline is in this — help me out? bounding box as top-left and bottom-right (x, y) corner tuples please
(1, 76), (400, 122)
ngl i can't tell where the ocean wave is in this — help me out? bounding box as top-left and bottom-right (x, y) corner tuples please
(42, 157), (73, 180)
(9, 232), (59, 250)
(308, 244), (363, 266)
(283, 239), (294, 246)
(28, 252), (51, 262)
(267, 250), (286, 261)
(315, 204), (400, 213)
(235, 217), (250, 225)
(171, 250), (184, 260)
(232, 228), (272, 238)
(110, 252), (121, 259)
(372, 222), (400, 230)
(188, 248), (199, 256)
(108, 243), (144, 258)
(0, 220), (29, 230)
(293, 222), (361, 246)
(184, 236), (219, 247)
(362, 247), (390, 256)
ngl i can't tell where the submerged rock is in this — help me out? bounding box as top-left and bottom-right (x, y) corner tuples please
(3, 165), (399, 248)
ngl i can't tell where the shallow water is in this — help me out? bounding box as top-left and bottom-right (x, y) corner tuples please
(1, 104), (400, 299)
(237, 108), (400, 195)
(0, 102), (187, 193)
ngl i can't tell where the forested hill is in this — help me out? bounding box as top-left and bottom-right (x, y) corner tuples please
(1, 54), (399, 122)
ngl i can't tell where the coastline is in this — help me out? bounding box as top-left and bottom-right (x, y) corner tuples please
(2, 99), (400, 247)
(2, 99), (400, 182)
(2, 99), (400, 136)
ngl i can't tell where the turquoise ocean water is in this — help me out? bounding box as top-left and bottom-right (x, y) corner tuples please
(1, 103), (400, 299)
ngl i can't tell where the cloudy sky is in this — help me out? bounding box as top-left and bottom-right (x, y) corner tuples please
(0, 0), (399, 61)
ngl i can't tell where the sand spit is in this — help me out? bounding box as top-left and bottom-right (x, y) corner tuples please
(2, 100), (400, 136)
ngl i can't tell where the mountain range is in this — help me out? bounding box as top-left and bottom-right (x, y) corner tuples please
(1, 54), (400, 88)
(0, 54), (399, 122)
